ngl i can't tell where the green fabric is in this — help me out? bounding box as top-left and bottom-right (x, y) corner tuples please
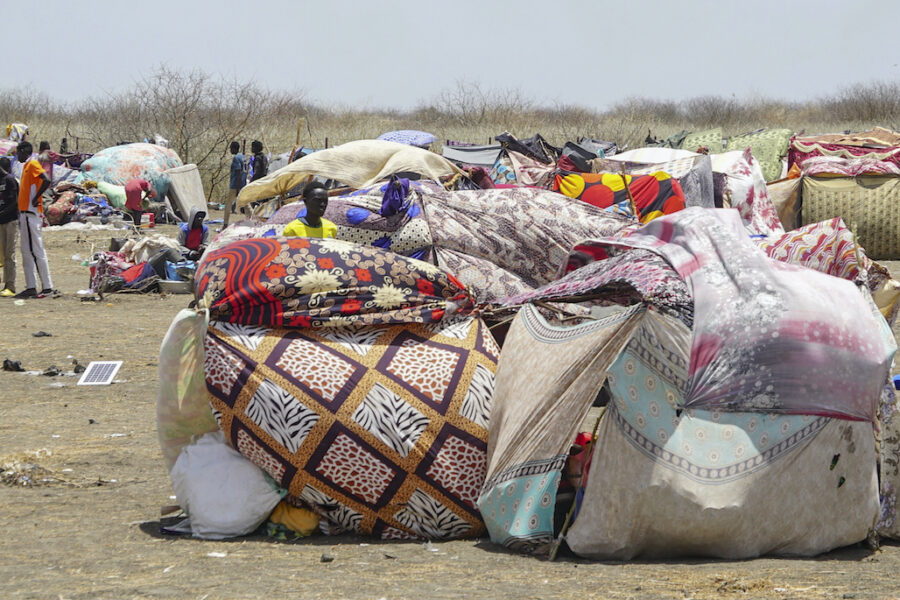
(681, 128), (722, 153)
(96, 181), (127, 209)
(725, 129), (792, 182)
(651, 130), (689, 149)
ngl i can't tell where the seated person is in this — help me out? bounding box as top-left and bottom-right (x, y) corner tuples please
(283, 181), (337, 238)
(177, 207), (209, 260)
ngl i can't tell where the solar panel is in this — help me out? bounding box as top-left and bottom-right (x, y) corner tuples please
(77, 361), (123, 385)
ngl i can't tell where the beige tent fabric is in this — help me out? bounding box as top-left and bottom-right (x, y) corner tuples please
(477, 303), (645, 553)
(236, 140), (463, 207)
(802, 175), (900, 259)
(484, 304), (646, 479)
(766, 177), (802, 230)
(565, 311), (879, 559)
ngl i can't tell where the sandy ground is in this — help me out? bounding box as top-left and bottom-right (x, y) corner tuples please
(2, 218), (900, 600)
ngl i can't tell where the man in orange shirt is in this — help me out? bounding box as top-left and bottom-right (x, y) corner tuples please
(15, 141), (55, 298)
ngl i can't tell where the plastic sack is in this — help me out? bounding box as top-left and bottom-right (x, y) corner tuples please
(156, 308), (217, 470)
(170, 431), (282, 539)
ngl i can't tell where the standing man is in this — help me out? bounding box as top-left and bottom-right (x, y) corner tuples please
(223, 141), (245, 228)
(0, 157), (19, 297)
(249, 140), (268, 182)
(124, 177), (155, 231)
(15, 141), (55, 298)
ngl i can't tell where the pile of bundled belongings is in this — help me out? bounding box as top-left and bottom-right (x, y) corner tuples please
(773, 127), (900, 259)
(75, 142), (182, 200)
(158, 237), (498, 539)
(481, 207), (900, 559)
(89, 235), (195, 295)
(155, 133), (900, 561)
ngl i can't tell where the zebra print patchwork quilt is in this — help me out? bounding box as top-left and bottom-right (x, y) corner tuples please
(204, 316), (499, 540)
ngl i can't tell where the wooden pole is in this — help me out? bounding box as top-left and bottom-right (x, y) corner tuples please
(621, 164), (637, 220)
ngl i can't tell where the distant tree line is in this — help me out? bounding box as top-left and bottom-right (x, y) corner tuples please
(1, 67), (897, 201)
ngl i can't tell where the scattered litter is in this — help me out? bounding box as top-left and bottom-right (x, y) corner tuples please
(838, 476), (846, 487)
(32, 331), (52, 338)
(104, 433), (130, 438)
(830, 454), (841, 470)
(320, 553), (334, 563)
(13, 299), (24, 306)
(61, 469), (73, 473)
(48, 382), (67, 388)
(42, 366), (60, 377)
(77, 361), (123, 385)
(206, 552), (227, 558)
(423, 541), (439, 552)
(2, 359), (24, 372)
(88, 419), (97, 424)
(71, 254), (83, 261)
(383, 552), (397, 559)
(73, 360), (86, 374)
(163, 566), (174, 574)
(77, 290), (93, 296)
(50, 434), (60, 439)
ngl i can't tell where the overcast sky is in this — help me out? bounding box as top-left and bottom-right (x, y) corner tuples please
(8, 0), (899, 111)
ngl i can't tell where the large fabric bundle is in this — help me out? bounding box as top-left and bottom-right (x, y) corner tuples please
(789, 127), (900, 170)
(553, 171), (685, 223)
(606, 209), (893, 421)
(801, 175), (900, 260)
(196, 237), (473, 328)
(237, 140), (462, 207)
(480, 208), (895, 559)
(76, 142), (182, 200)
(205, 316), (498, 539)
(419, 187), (633, 303)
(593, 152), (715, 209)
(724, 128), (793, 182)
(711, 149), (784, 236)
(565, 311), (878, 559)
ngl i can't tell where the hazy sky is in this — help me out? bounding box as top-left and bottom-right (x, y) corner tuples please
(8, 0), (899, 110)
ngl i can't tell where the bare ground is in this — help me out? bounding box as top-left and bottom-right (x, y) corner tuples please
(2, 220), (900, 600)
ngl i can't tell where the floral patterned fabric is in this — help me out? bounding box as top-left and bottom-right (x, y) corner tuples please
(196, 237), (473, 329)
(205, 316), (498, 540)
(420, 187), (633, 303)
(501, 248), (693, 326)
(75, 142), (182, 201)
(711, 149), (784, 236)
(604, 208), (895, 421)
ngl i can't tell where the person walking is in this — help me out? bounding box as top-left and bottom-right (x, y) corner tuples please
(15, 141), (55, 298)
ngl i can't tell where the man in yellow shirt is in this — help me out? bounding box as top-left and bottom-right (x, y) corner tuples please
(283, 181), (337, 238)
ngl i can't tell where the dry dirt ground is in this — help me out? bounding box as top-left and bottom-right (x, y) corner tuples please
(2, 220), (900, 600)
